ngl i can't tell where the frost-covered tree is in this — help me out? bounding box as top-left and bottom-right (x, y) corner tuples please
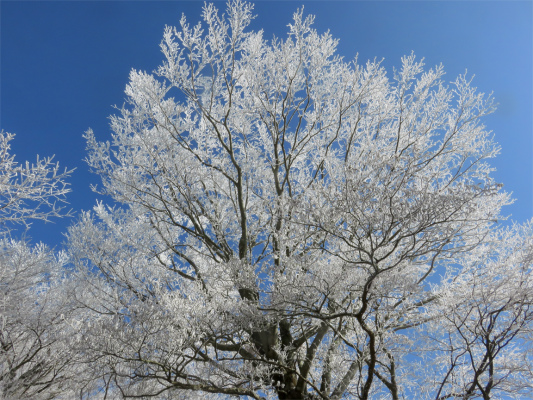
(0, 131), (74, 399)
(67, 1), (532, 399)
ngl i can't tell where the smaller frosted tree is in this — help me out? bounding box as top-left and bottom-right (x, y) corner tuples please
(0, 131), (74, 399)
(412, 223), (533, 399)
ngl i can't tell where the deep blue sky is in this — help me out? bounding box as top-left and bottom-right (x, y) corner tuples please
(1, 1), (532, 248)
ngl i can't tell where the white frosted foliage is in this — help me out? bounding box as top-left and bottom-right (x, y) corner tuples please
(66, 1), (532, 399)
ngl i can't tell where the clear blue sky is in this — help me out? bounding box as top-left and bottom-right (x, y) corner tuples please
(1, 0), (532, 248)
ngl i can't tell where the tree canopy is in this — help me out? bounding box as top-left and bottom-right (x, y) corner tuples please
(2, 1), (532, 399)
